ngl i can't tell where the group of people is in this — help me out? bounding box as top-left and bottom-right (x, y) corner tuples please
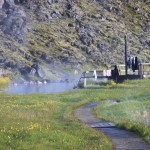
(13, 80), (48, 86)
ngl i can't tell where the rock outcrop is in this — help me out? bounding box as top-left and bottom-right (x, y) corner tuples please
(2, 0), (27, 43)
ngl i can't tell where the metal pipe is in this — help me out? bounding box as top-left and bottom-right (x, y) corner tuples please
(124, 35), (128, 76)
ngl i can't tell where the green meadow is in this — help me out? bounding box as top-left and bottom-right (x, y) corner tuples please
(0, 79), (150, 149)
(95, 79), (150, 143)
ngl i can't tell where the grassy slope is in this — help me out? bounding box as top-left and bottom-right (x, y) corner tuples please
(28, 0), (150, 66)
(20, 0), (150, 65)
(0, 79), (150, 149)
(1, 0), (150, 79)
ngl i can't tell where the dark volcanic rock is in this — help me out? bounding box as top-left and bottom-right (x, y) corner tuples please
(0, 55), (5, 63)
(2, 0), (27, 43)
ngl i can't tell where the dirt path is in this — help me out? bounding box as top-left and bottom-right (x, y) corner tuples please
(75, 102), (150, 150)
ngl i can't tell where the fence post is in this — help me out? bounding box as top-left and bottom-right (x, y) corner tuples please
(140, 64), (143, 79)
(84, 78), (87, 87)
(124, 35), (128, 76)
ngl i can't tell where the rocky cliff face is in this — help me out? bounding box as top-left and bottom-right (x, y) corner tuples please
(0, 0), (150, 81)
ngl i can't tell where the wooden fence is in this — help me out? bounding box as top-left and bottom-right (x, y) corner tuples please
(75, 63), (150, 88)
(139, 63), (150, 78)
(117, 63), (150, 78)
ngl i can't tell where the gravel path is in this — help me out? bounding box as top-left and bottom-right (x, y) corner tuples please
(75, 102), (150, 150)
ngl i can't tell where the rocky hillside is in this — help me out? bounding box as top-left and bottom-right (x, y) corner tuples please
(0, 0), (150, 81)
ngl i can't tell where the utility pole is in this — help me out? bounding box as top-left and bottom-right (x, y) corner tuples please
(124, 35), (128, 76)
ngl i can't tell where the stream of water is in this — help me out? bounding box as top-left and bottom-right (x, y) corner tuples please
(6, 83), (74, 94)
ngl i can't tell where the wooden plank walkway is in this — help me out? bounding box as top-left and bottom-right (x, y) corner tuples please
(88, 122), (116, 128)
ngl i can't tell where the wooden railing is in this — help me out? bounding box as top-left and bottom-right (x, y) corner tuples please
(117, 64), (139, 75)
(117, 63), (150, 78)
(76, 70), (111, 88)
(139, 63), (150, 78)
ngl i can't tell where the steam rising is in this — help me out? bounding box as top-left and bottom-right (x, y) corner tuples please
(6, 82), (74, 94)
